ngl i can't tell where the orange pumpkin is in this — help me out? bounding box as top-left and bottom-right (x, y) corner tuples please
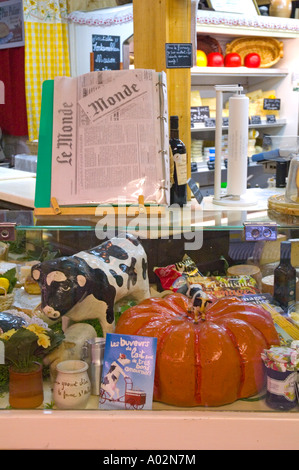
(115, 293), (280, 407)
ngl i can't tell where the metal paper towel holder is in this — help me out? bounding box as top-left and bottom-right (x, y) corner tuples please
(213, 84), (256, 207)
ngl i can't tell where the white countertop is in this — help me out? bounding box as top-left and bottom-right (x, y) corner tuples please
(0, 167), (35, 208)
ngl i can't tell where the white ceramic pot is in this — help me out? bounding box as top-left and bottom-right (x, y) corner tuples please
(53, 360), (91, 409)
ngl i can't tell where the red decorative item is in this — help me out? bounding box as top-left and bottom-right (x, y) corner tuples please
(244, 52), (261, 68)
(207, 52), (224, 67)
(115, 293), (280, 407)
(0, 47), (28, 136)
(224, 52), (242, 67)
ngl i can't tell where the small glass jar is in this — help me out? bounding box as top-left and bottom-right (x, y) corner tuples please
(266, 367), (297, 410)
(262, 346), (299, 411)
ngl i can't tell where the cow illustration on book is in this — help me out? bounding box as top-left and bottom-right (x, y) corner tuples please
(101, 353), (130, 399)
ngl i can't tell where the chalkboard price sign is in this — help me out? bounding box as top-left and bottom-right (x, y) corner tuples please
(165, 43), (193, 68)
(250, 115), (262, 125)
(263, 98), (281, 110)
(205, 118), (216, 128)
(188, 178), (203, 204)
(191, 106), (210, 127)
(266, 114), (276, 123)
(92, 34), (120, 71)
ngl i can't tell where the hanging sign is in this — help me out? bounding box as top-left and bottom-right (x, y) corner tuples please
(165, 43), (193, 68)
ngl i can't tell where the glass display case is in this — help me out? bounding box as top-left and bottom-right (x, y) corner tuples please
(1, 198), (299, 450)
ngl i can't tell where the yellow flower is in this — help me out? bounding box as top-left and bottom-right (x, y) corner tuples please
(37, 333), (51, 349)
(0, 328), (16, 340)
(26, 324), (47, 335)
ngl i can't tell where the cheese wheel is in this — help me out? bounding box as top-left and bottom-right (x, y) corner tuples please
(261, 275), (275, 295)
(227, 264), (262, 289)
(262, 274), (299, 297)
(252, 234), (287, 265)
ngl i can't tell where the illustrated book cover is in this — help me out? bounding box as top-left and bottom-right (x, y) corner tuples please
(99, 332), (157, 410)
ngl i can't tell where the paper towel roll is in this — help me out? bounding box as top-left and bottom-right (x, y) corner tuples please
(227, 94), (249, 197)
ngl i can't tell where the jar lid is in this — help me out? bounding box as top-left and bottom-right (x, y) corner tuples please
(261, 345), (299, 372)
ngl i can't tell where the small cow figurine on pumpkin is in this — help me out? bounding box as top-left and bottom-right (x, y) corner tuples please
(31, 234), (150, 336)
(187, 284), (212, 322)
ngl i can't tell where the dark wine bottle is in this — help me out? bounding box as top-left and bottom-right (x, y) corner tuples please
(169, 115), (187, 206)
(273, 241), (296, 312)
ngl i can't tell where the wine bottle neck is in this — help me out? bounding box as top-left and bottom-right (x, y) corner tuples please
(170, 129), (179, 139)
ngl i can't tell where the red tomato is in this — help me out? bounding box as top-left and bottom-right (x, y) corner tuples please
(224, 53), (242, 67)
(244, 52), (261, 68)
(207, 52), (224, 67)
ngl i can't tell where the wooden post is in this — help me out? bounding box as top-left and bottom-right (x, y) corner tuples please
(133, 0), (191, 196)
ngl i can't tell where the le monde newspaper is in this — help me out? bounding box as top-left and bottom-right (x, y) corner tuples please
(51, 70), (169, 207)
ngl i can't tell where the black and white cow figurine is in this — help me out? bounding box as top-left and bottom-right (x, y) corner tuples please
(187, 284), (212, 322)
(31, 234), (150, 336)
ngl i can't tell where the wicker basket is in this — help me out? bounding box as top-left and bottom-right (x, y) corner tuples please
(226, 37), (284, 68)
(0, 291), (14, 311)
(26, 141), (38, 155)
(0, 242), (8, 261)
(268, 194), (299, 216)
(197, 35), (223, 56)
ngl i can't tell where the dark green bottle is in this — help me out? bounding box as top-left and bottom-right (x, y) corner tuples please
(170, 115), (187, 207)
(273, 241), (296, 312)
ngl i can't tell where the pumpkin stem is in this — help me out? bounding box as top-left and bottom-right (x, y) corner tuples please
(193, 306), (206, 323)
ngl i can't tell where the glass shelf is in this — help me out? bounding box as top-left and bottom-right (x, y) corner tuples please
(1, 188), (298, 234)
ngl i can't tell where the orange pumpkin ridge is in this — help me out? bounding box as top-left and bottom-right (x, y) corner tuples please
(194, 327), (202, 404)
(217, 320), (246, 399)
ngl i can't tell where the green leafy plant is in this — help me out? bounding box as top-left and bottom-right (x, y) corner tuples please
(7, 230), (60, 261)
(0, 324), (64, 373)
(0, 268), (17, 293)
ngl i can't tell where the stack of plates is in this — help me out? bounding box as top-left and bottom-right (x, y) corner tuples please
(191, 139), (204, 165)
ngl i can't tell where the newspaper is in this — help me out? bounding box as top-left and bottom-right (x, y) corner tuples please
(51, 69), (169, 206)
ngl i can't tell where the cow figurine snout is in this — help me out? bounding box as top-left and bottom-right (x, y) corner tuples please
(43, 305), (61, 319)
(31, 234), (150, 336)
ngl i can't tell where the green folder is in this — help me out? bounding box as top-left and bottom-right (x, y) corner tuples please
(34, 80), (54, 209)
